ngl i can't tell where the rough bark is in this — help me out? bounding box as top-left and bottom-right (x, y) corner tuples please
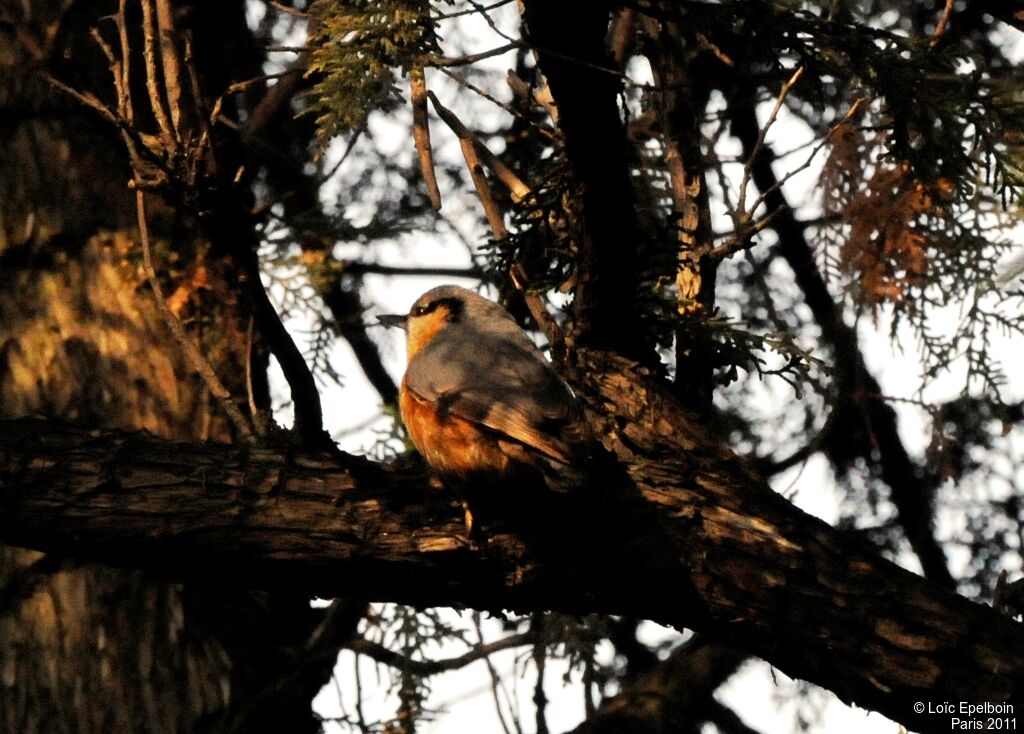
(567, 637), (746, 734)
(0, 9), (232, 728)
(2, 345), (1021, 734)
(0, 3), (335, 731)
(521, 1), (647, 358)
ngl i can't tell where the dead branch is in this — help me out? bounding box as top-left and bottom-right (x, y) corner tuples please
(410, 66), (442, 210)
(432, 92), (559, 344)
(154, 0), (185, 137)
(435, 41), (522, 67)
(736, 66), (804, 216)
(140, 0), (175, 145)
(932, 0), (955, 45)
(428, 91), (531, 203)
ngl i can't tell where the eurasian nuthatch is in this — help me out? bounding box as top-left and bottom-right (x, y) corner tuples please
(380, 285), (589, 491)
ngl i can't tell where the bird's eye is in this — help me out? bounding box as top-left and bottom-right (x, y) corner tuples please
(410, 297), (460, 319)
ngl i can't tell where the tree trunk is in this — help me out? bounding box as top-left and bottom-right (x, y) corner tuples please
(0, 109), (233, 734)
(0, 3), (329, 731)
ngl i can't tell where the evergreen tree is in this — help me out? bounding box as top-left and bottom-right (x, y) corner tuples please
(2, 1), (1023, 732)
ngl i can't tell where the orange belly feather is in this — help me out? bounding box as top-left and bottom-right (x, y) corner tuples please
(399, 376), (511, 479)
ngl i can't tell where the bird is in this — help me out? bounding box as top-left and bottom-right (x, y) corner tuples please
(379, 285), (590, 501)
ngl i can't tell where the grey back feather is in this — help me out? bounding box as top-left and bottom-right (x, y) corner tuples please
(405, 287), (587, 467)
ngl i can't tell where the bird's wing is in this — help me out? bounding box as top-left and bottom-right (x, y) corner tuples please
(405, 332), (586, 465)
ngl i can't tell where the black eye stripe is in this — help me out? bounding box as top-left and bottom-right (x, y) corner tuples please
(411, 297), (464, 320)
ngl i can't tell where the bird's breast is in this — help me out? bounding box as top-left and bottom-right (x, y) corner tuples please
(399, 377), (511, 478)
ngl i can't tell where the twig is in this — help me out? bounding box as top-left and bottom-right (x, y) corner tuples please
(353, 655), (369, 734)
(696, 32), (734, 68)
(453, 124), (557, 341)
(509, 264), (561, 348)
(745, 96), (866, 219)
(346, 631), (536, 677)
(931, 0), (955, 46)
(346, 263), (480, 279)
(754, 398), (838, 477)
(531, 613), (549, 734)
(184, 32), (213, 167)
(704, 119), (742, 235)
(140, 0), (176, 145)
(90, 27), (123, 108)
(263, 45), (315, 53)
(410, 66), (442, 210)
(737, 65), (804, 216)
(136, 190), (256, 444)
(44, 73), (169, 188)
(428, 91), (531, 203)
(432, 0), (513, 21)
(582, 656), (597, 718)
(319, 112), (369, 182)
(91, 21), (158, 183)
(465, 0), (518, 42)
(458, 134), (509, 238)
(244, 315), (268, 436)
(43, 74), (121, 127)
(445, 111), (559, 343)
(711, 93), (865, 265)
(435, 41), (522, 67)
(269, 1), (310, 17)
(430, 92), (559, 344)
(95, 18), (155, 159)
(155, 0), (185, 138)
(116, 0), (133, 125)
(238, 247), (328, 447)
(708, 206), (784, 260)
(441, 67), (559, 142)
(210, 70), (305, 129)
(473, 614), (521, 734)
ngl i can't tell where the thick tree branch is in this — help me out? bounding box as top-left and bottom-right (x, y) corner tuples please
(220, 597), (366, 733)
(2, 346), (1022, 734)
(235, 243), (329, 447)
(569, 637), (746, 734)
(521, 1), (647, 359)
(639, 17), (718, 413)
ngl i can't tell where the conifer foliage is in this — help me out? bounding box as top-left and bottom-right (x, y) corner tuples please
(2, 1), (1024, 733)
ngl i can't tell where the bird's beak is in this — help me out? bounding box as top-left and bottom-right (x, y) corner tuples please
(377, 313), (408, 330)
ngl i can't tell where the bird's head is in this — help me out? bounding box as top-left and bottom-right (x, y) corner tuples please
(379, 285), (514, 360)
